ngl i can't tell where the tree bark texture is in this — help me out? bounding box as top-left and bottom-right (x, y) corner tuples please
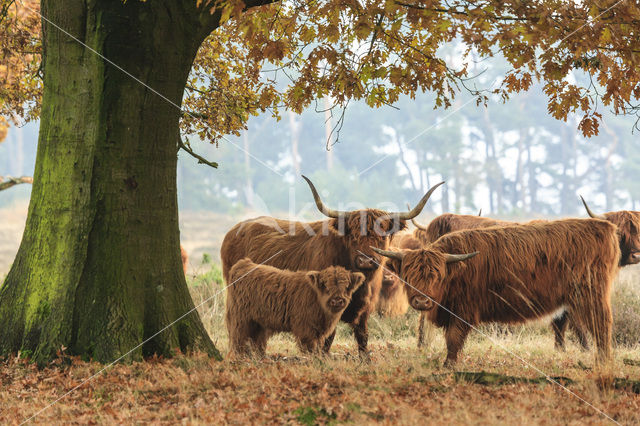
(0, 0), (222, 364)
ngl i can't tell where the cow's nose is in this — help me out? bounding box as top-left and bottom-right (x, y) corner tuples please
(355, 255), (377, 270)
(382, 273), (395, 287)
(410, 295), (434, 311)
(330, 298), (346, 308)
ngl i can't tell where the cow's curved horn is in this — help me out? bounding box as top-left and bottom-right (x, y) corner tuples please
(445, 251), (479, 263)
(579, 195), (606, 220)
(371, 246), (405, 261)
(407, 203), (428, 230)
(396, 181), (445, 220)
(302, 175), (346, 218)
(478, 208), (482, 216)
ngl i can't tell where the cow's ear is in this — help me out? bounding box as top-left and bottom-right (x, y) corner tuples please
(348, 272), (365, 292)
(307, 271), (325, 292)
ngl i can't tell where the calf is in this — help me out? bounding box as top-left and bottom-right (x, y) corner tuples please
(373, 219), (620, 366)
(226, 258), (364, 356)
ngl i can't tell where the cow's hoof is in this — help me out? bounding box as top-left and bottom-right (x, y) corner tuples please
(442, 359), (456, 369)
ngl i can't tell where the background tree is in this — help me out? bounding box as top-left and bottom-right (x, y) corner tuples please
(1, 0), (640, 364)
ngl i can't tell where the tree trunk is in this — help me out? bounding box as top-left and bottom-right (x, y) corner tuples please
(0, 0), (220, 364)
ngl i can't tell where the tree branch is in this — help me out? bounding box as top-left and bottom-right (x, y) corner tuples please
(178, 138), (218, 169)
(0, 175), (33, 191)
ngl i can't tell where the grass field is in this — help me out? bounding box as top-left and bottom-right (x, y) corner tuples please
(2, 258), (639, 424)
(1, 206), (639, 424)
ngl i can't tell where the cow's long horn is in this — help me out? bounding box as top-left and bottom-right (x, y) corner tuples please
(371, 246), (405, 261)
(397, 181), (445, 220)
(478, 208), (482, 216)
(392, 181), (444, 220)
(579, 195), (606, 220)
(445, 252), (479, 263)
(407, 203), (428, 230)
(302, 175), (346, 218)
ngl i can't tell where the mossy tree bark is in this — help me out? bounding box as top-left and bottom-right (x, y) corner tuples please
(0, 1), (230, 364)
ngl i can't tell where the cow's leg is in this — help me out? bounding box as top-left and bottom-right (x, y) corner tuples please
(570, 320), (590, 351)
(298, 337), (319, 354)
(417, 312), (435, 349)
(322, 329), (337, 354)
(443, 320), (471, 367)
(571, 295), (612, 364)
(228, 320), (252, 356)
(352, 313), (371, 361)
(245, 322), (267, 357)
(252, 327), (270, 356)
(551, 311), (569, 351)
(417, 312), (426, 348)
(588, 300), (613, 364)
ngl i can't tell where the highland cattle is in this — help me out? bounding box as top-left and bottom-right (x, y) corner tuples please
(226, 258), (364, 356)
(373, 219), (620, 366)
(220, 176), (443, 358)
(411, 212), (591, 350)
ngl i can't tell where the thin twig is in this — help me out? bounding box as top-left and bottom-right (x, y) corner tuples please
(178, 138), (218, 169)
(0, 175), (33, 191)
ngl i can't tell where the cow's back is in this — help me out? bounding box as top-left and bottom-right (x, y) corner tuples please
(417, 214), (509, 245)
(221, 216), (345, 282)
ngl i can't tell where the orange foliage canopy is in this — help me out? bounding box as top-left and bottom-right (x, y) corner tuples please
(0, 0), (41, 137)
(2, 0), (640, 141)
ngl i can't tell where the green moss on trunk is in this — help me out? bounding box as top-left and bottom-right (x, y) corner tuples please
(0, 0), (221, 364)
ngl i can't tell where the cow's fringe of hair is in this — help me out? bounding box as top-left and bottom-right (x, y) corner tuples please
(604, 210), (640, 265)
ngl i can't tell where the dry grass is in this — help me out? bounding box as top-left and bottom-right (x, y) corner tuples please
(2, 325), (639, 424)
(1, 214), (639, 424)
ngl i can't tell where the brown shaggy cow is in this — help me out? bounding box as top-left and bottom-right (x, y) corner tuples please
(412, 213), (591, 350)
(549, 197), (640, 346)
(220, 177), (443, 358)
(226, 258), (365, 356)
(373, 219), (620, 366)
(376, 232), (420, 317)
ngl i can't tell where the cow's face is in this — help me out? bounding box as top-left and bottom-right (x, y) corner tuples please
(301, 175), (444, 273)
(401, 250), (447, 311)
(605, 211), (640, 266)
(372, 247), (478, 311)
(331, 209), (406, 273)
(308, 267), (365, 313)
(380, 256), (402, 298)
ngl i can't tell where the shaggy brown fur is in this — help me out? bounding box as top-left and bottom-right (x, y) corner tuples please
(601, 210), (640, 266)
(180, 245), (188, 274)
(220, 210), (406, 357)
(226, 258), (364, 356)
(551, 208), (640, 349)
(376, 232), (418, 317)
(413, 213), (510, 246)
(381, 219), (620, 366)
(414, 214), (591, 351)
